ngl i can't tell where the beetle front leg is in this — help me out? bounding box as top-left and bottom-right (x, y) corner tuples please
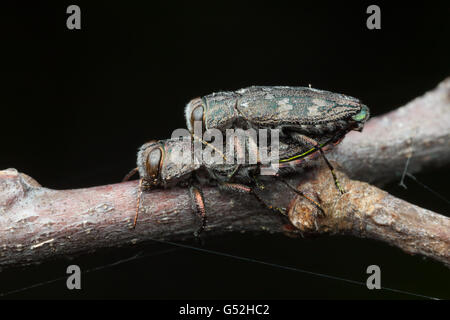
(132, 178), (148, 229)
(226, 164), (242, 181)
(123, 168), (144, 229)
(189, 184), (207, 237)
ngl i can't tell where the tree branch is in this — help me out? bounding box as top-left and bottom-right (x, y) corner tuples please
(0, 78), (449, 269)
(288, 165), (450, 267)
(330, 78), (450, 185)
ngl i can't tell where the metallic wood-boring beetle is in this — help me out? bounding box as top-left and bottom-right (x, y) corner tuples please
(185, 86), (369, 143)
(132, 131), (346, 235)
(128, 86), (370, 234)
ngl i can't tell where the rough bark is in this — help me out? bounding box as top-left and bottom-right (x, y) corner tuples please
(287, 165), (450, 268)
(0, 78), (449, 269)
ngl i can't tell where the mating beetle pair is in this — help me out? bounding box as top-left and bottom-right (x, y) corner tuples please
(129, 86), (369, 235)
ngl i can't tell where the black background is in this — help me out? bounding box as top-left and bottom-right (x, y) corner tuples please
(0, 1), (449, 299)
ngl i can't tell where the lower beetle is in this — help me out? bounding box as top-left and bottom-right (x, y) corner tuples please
(126, 127), (348, 235)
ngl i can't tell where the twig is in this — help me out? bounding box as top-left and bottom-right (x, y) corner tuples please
(288, 165), (450, 267)
(0, 78), (449, 268)
(330, 78), (450, 185)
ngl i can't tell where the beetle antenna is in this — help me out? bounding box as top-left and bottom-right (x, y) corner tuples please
(132, 178), (144, 229)
(123, 167), (139, 182)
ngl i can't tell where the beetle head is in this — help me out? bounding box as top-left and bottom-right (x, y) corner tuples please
(351, 105), (370, 131)
(185, 97), (206, 134)
(137, 140), (165, 188)
(137, 138), (201, 188)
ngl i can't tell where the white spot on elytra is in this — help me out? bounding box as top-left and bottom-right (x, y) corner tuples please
(312, 98), (330, 107)
(277, 98), (293, 112)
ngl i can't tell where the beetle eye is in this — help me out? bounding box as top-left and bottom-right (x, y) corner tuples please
(190, 105), (204, 131)
(146, 148), (162, 180)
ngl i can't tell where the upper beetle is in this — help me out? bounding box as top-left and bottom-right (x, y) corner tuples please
(185, 86), (369, 140)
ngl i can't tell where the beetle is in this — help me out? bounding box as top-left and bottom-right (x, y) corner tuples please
(125, 86), (370, 233)
(185, 86), (369, 141)
(128, 127), (349, 235)
(185, 86), (369, 193)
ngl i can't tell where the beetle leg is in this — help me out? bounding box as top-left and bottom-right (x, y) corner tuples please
(226, 164), (242, 181)
(249, 163), (324, 216)
(223, 163), (264, 190)
(280, 179), (325, 216)
(219, 182), (286, 216)
(251, 176), (265, 190)
(287, 131), (345, 194)
(189, 184), (207, 237)
(123, 168), (143, 229)
(249, 167), (266, 190)
(249, 170), (323, 216)
(192, 134), (228, 163)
